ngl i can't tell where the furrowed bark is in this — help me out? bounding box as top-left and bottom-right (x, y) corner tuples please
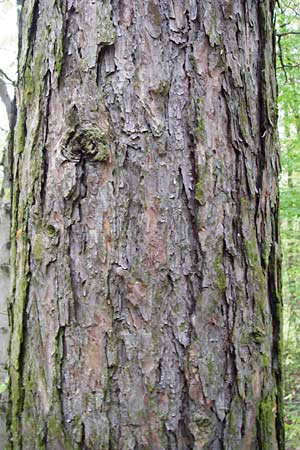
(7, 1), (284, 449)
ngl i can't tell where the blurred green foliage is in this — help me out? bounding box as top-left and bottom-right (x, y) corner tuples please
(277, 1), (300, 448)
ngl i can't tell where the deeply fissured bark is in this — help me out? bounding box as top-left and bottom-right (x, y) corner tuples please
(8, 1), (283, 449)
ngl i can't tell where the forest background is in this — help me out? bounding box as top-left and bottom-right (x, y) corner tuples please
(0, 0), (299, 449)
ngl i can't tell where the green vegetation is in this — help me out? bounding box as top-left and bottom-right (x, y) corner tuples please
(277, 1), (300, 448)
(0, 377), (8, 394)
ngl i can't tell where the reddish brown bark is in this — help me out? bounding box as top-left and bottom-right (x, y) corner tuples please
(7, 1), (284, 449)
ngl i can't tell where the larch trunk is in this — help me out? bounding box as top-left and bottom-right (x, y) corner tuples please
(7, 0), (284, 449)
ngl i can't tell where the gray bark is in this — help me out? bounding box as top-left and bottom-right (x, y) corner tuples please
(0, 193), (10, 450)
(7, 1), (284, 449)
(0, 69), (15, 127)
(0, 122), (13, 449)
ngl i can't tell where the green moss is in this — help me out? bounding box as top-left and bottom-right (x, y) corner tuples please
(3, 187), (10, 203)
(145, 380), (155, 394)
(226, 395), (241, 436)
(207, 355), (214, 380)
(243, 230), (267, 319)
(155, 289), (163, 305)
(249, 323), (266, 344)
(24, 53), (44, 102)
(15, 105), (26, 154)
(195, 179), (204, 205)
(62, 125), (110, 162)
(33, 233), (43, 262)
(194, 165), (206, 205)
(97, 7), (115, 45)
(244, 233), (257, 268)
(147, 0), (162, 29)
(16, 53), (44, 155)
(33, 53), (43, 86)
(10, 275), (30, 443)
(151, 80), (170, 97)
(227, 409), (235, 435)
(172, 303), (180, 314)
(178, 322), (185, 332)
(258, 392), (276, 450)
(262, 353), (269, 368)
(189, 413), (212, 446)
(24, 66), (34, 100)
(194, 115), (205, 141)
(47, 225), (57, 237)
(93, 142), (110, 162)
(47, 416), (76, 450)
(54, 36), (64, 77)
(214, 256), (226, 291)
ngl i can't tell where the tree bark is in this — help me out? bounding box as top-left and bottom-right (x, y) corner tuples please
(0, 162), (11, 449)
(0, 75), (16, 450)
(7, 1), (284, 449)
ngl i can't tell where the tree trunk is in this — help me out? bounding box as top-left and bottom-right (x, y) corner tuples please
(0, 156), (11, 448)
(7, 1), (284, 449)
(0, 91), (15, 449)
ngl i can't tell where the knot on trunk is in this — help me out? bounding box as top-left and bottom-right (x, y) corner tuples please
(61, 124), (110, 163)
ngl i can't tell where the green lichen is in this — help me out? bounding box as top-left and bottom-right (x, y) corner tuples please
(97, 7), (115, 45)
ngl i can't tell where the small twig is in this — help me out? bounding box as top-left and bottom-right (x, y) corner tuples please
(277, 63), (300, 70)
(277, 35), (288, 83)
(276, 30), (300, 37)
(0, 68), (15, 86)
(0, 67), (14, 125)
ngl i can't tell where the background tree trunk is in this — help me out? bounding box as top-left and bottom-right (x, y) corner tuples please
(0, 80), (15, 450)
(0, 154), (11, 449)
(7, 0), (284, 449)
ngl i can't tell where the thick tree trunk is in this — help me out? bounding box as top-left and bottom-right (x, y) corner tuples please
(7, 1), (284, 449)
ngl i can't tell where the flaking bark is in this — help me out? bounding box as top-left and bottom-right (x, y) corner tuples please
(7, 1), (284, 449)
